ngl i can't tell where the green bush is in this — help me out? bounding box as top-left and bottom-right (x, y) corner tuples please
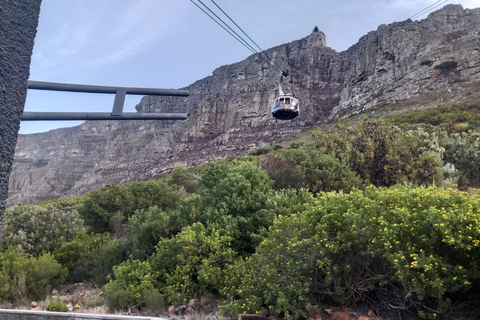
(220, 186), (480, 319)
(149, 223), (237, 306)
(0, 247), (66, 303)
(420, 60), (434, 66)
(310, 120), (442, 187)
(167, 163), (199, 194)
(261, 146), (362, 193)
(46, 297), (69, 312)
(79, 180), (182, 234)
(127, 205), (189, 261)
(104, 260), (158, 311)
(26, 253), (67, 301)
(435, 60), (458, 74)
(3, 204), (84, 256)
(199, 160), (274, 255)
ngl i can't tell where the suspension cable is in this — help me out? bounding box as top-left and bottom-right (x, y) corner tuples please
(409, 0), (449, 20)
(209, 0), (286, 74)
(190, 0), (285, 75)
(189, 0), (257, 55)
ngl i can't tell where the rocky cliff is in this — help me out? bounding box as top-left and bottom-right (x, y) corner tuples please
(8, 5), (480, 205)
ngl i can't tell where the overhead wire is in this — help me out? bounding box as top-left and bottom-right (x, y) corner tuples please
(409, 0), (449, 20)
(189, 0), (258, 56)
(209, 0), (286, 74)
(190, 0), (286, 75)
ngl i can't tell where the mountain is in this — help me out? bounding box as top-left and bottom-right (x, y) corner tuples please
(8, 4), (480, 206)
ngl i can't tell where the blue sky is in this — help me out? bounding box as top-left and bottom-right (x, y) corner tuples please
(20, 0), (479, 134)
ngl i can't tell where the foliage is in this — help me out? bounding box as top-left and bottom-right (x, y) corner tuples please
(53, 232), (107, 275)
(434, 60), (458, 74)
(3, 203), (84, 256)
(261, 146), (362, 193)
(53, 232), (126, 284)
(104, 259), (158, 311)
(310, 120), (442, 187)
(199, 160), (274, 255)
(0, 247), (66, 303)
(127, 206), (178, 261)
(78, 180), (181, 234)
(388, 102), (480, 130)
(149, 223), (237, 305)
(220, 186), (480, 319)
(420, 60), (434, 67)
(26, 253), (67, 301)
(46, 297), (69, 312)
(167, 163), (199, 194)
(442, 131), (480, 188)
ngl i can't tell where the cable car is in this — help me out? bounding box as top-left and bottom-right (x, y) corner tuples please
(271, 71), (299, 120)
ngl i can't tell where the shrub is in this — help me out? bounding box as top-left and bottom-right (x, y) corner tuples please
(79, 180), (181, 234)
(46, 297), (69, 312)
(434, 61), (458, 74)
(261, 147), (362, 193)
(220, 186), (480, 319)
(420, 60), (434, 66)
(127, 206), (188, 261)
(167, 163), (199, 194)
(199, 160), (274, 255)
(0, 247), (66, 303)
(149, 223), (237, 306)
(3, 204), (84, 256)
(104, 260), (158, 311)
(26, 253), (67, 301)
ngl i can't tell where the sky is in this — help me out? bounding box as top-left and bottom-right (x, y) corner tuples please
(20, 0), (479, 134)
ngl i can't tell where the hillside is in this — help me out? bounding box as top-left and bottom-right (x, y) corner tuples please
(2, 100), (480, 319)
(8, 4), (480, 206)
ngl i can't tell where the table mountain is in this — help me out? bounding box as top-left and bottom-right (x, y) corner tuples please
(8, 4), (480, 205)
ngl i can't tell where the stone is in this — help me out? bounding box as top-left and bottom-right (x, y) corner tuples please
(8, 5), (480, 206)
(175, 305), (188, 315)
(261, 308), (269, 317)
(307, 308), (322, 320)
(187, 298), (201, 310)
(332, 311), (350, 320)
(168, 305), (176, 314)
(30, 302), (37, 308)
(51, 289), (58, 296)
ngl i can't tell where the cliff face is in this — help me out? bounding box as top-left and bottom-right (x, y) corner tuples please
(8, 5), (480, 205)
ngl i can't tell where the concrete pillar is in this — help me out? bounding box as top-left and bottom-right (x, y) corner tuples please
(0, 0), (42, 236)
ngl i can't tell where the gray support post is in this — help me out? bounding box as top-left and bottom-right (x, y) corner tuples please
(112, 88), (127, 116)
(0, 0), (42, 237)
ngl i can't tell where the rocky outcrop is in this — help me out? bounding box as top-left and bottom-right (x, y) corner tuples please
(8, 5), (480, 205)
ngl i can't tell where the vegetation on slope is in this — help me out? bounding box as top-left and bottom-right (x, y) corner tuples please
(1, 101), (480, 319)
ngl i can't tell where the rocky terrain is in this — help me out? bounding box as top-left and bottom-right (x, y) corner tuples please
(8, 4), (480, 205)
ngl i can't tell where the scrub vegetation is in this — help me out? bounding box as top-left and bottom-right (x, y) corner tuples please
(2, 101), (480, 319)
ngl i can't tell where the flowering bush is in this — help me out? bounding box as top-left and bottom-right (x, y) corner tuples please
(220, 186), (480, 319)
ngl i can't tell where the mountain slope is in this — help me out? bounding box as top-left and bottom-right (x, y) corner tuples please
(8, 4), (480, 205)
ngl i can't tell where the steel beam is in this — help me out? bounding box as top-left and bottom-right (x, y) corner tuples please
(27, 80), (189, 96)
(21, 112), (188, 121)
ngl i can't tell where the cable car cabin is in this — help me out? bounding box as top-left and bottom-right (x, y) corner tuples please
(272, 94), (299, 120)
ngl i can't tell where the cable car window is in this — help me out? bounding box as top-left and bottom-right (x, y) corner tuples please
(285, 98), (290, 104)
